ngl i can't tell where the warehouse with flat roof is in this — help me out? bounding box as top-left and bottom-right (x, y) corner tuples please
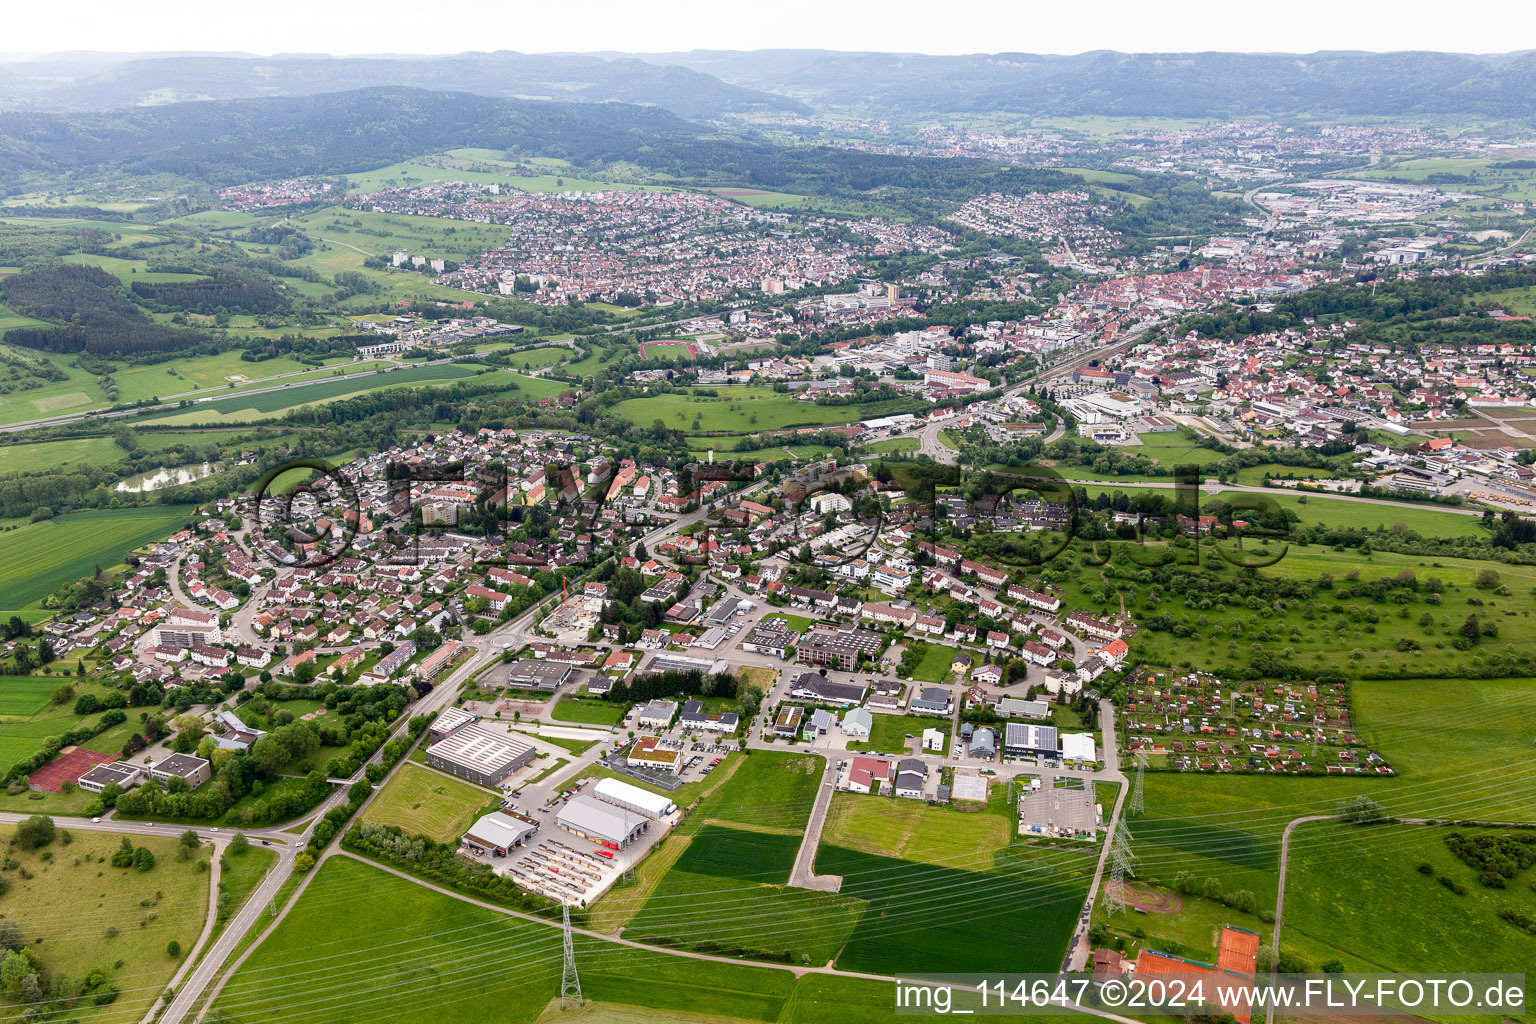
(425, 723), (535, 787)
(594, 777), (675, 819)
(1004, 722), (1059, 759)
(557, 794), (650, 849)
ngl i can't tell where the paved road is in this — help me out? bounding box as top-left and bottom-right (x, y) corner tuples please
(787, 756), (843, 893)
(140, 838), (226, 1024)
(1064, 699), (1129, 972)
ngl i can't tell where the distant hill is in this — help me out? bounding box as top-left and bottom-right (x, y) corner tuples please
(631, 48), (1536, 118)
(0, 51), (806, 121)
(0, 86), (1150, 211)
(0, 87), (709, 183)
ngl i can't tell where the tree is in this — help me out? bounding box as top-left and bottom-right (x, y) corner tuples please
(294, 852), (315, 872)
(1474, 569), (1501, 590)
(133, 846), (156, 871)
(1460, 614), (1482, 642)
(166, 940), (182, 958)
(179, 830), (201, 858)
(0, 949), (36, 995)
(172, 713), (207, 752)
(14, 814), (54, 849)
(110, 836), (134, 867)
(0, 923), (22, 952)
(1337, 795), (1386, 825)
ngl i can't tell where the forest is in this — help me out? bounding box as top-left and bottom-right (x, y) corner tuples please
(0, 264), (210, 357)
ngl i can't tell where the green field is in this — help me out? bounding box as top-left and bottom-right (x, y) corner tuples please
(0, 824), (212, 1024)
(292, 209), (515, 261)
(0, 504), (194, 615)
(1281, 821), (1536, 974)
(0, 435), (137, 475)
(908, 642), (957, 683)
(626, 822), (863, 964)
(846, 713), (933, 756)
(550, 695), (625, 726)
(1071, 543), (1536, 679)
(138, 363), (484, 424)
(1119, 672), (1536, 975)
(213, 844), (280, 943)
(360, 763), (495, 843)
(610, 387), (922, 436)
(212, 854), (933, 1024)
(859, 437), (919, 454)
(499, 345), (572, 371)
(0, 674), (60, 716)
(816, 838), (1093, 975)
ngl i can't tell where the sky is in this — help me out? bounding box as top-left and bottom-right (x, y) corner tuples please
(4, 0), (1533, 58)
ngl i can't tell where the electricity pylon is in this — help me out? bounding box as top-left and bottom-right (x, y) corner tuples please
(1103, 824), (1137, 919)
(560, 905), (583, 1009)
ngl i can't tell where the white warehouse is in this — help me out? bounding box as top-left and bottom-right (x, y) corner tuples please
(594, 777), (675, 819)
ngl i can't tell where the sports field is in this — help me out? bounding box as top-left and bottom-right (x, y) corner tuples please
(360, 763), (495, 842)
(0, 504), (194, 614)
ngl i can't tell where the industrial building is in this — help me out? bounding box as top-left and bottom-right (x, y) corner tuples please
(428, 706), (478, 742)
(425, 723), (536, 787)
(556, 794), (651, 849)
(1004, 722), (1059, 759)
(594, 777), (675, 819)
(460, 811), (538, 857)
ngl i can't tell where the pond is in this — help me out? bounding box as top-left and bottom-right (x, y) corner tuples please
(114, 461), (223, 493)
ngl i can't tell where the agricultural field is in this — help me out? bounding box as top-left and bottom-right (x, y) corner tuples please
(0, 504), (194, 616)
(339, 151), (657, 196)
(0, 344), (106, 425)
(0, 823), (212, 1024)
(1357, 156), (1536, 203)
(1119, 673), (1536, 973)
(0, 435), (136, 475)
(212, 854), (927, 1024)
(815, 835), (1094, 975)
(610, 387), (921, 436)
(137, 362), (485, 424)
(626, 824), (864, 964)
(360, 763), (496, 843)
(108, 351), (328, 405)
